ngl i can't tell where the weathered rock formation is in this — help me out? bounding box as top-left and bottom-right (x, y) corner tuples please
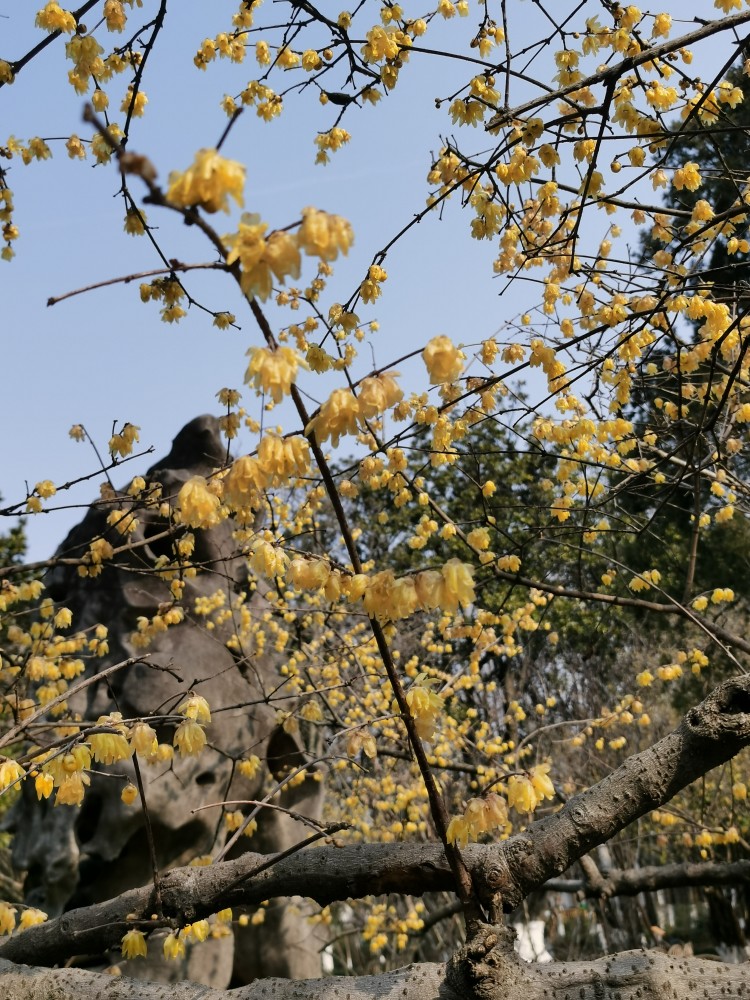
(6, 416), (324, 986)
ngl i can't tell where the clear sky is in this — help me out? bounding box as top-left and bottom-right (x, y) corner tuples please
(0, 1), (727, 560)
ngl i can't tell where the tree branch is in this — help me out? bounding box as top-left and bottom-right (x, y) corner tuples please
(3, 676), (749, 967)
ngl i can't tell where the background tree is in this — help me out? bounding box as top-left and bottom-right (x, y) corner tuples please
(2, 3), (750, 999)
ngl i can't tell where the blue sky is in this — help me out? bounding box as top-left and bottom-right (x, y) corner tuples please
(0, 2), (730, 560)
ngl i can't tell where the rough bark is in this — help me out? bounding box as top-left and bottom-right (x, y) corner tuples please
(2, 944), (750, 1000)
(2, 675), (749, 969)
(546, 858), (750, 898)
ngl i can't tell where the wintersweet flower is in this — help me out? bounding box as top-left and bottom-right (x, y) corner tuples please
(361, 569), (396, 620)
(103, 0), (127, 31)
(163, 932), (186, 960)
(306, 388), (361, 446)
(109, 422), (140, 458)
(178, 694), (211, 724)
(0, 905), (16, 936)
(390, 576), (419, 619)
(298, 207), (353, 261)
(166, 148), (245, 213)
(289, 557), (331, 591)
(121, 782), (138, 805)
(36, 2), (77, 33)
(225, 216), (300, 300)
(439, 559), (475, 612)
(347, 729), (377, 759)
(357, 372), (403, 419)
(257, 434), (310, 484)
(245, 345), (301, 403)
(529, 763), (555, 803)
(89, 729), (132, 765)
(404, 684), (443, 740)
(672, 162), (701, 192)
(0, 759), (25, 793)
(462, 793), (509, 837)
(55, 771), (89, 806)
(422, 336), (465, 384)
(174, 720), (206, 756)
(121, 928), (148, 959)
(507, 774), (537, 814)
(130, 722), (158, 756)
(414, 570), (443, 610)
(34, 772), (54, 800)
(18, 908), (47, 930)
(446, 814), (470, 848)
(237, 756), (262, 780)
(264, 231), (302, 285)
(178, 476), (222, 529)
(184, 919), (211, 942)
(223, 455), (267, 511)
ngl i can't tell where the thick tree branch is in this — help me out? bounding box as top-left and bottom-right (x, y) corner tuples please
(2, 945), (750, 1000)
(3, 676), (749, 968)
(546, 859), (750, 899)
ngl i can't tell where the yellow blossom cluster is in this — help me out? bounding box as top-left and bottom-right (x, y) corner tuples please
(221, 208), (351, 301)
(167, 148), (245, 213)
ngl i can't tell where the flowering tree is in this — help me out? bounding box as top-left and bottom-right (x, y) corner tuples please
(2, 1), (750, 997)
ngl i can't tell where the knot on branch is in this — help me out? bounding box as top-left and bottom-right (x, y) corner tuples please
(448, 922), (524, 1000)
(684, 677), (750, 742)
(477, 839), (532, 912)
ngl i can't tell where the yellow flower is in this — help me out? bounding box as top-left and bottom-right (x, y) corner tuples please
(121, 87), (148, 116)
(89, 730), (132, 765)
(422, 336), (464, 384)
(0, 905), (16, 935)
(673, 162), (701, 192)
(178, 694), (211, 724)
(34, 772), (54, 800)
(178, 476), (222, 529)
(347, 729), (377, 758)
(245, 345), (301, 402)
(0, 759), (25, 793)
(167, 148), (245, 214)
(36, 2), (77, 33)
(223, 455), (268, 510)
(507, 774), (536, 814)
(174, 720), (206, 756)
(289, 556), (331, 591)
(298, 208), (354, 261)
(18, 908), (47, 930)
(163, 932), (186, 960)
(35, 480), (57, 499)
(357, 372), (403, 419)
(467, 527), (491, 552)
(257, 434), (310, 484)
(530, 763), (555, 803)
(55, 771), (89, 806)
(121, 782), (139, 805)
(446, 814), (470, 848)
(109, 422), (140, 458)
(439, 559), (475, 612)
(225, 215), (300, 300)
(306, 388), (361, 446)
(414, 570), (444, 611)
(121, 928), (147, 959)
(237, 755), (262, 779)
(184, 918), (210, 942)
(405, 684), (443, 740)
(103, 0), (126, 31)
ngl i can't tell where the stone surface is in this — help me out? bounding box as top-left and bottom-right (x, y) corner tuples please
(7, 416), (324, 986)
